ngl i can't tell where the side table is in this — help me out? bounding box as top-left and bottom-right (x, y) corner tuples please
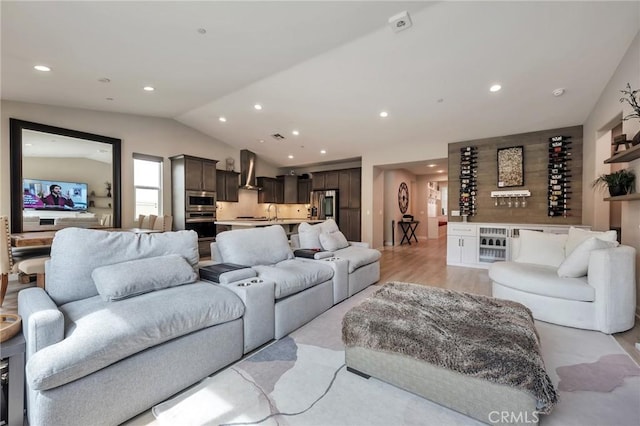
(1, 333), (25, 426)
(398, 221), (420, 245)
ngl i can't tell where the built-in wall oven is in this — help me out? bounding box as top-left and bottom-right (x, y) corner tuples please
(184, 211), (216, 239)
(186, 190), (216, 211)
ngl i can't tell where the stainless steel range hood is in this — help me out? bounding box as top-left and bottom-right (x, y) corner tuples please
(239, 149), (261, 190)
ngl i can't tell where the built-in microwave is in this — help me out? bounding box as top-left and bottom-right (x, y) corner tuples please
(185, 190), (216, 211)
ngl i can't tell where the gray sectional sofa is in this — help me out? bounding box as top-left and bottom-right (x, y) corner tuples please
(18, 223), (380, 425)
(18, 228), (246, 426)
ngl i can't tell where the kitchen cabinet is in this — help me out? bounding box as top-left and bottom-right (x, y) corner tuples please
(339, 208), (361, 242)
(216, 170), (239, 202)
(311, 172), (325, 190)
(324, 171), (339, 189)
(297, 179), (311, 204)
(478, 225), (510, 264)
(338, 168), (361, 209)
(257, 177), (277, 203)
(279, 175), (298, 204)
(170, 155), (218, 192)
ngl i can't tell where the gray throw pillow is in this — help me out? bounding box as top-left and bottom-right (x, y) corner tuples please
(92, 254), (198, 301)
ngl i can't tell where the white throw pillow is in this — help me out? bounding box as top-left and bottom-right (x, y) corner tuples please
(557, 237), (619, 278)
(564, 227), (618, 257)
(298, 222), (323, 249)
(514, 230), (568, 268)
(319, 231), (349, 251)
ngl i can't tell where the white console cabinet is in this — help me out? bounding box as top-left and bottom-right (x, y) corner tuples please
(447, 222), (590, 269)
(446, 223), (478, 266)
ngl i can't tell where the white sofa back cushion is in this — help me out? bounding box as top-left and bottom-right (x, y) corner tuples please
(557, 237), (619, 278)
(564, 227), (618, 256)
(514, 230), (568, 268)
(319, 231), (349, 251)
(298, 219), (341, 249)
(216, 225), (293, 266)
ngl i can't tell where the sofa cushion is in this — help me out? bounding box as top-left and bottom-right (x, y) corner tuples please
(319, 231), (349, 251)
(26, 283), (244, 391)
(557, 237), (619, 278)
(216, 225), (293, 266)
(252, 259), (334, 299)
(489, 262), (594, 302)
(334, 245), (382, 273)
(514, 230), (568, 268)
(92, 254), (198, 301)
(298, 219), (341, 249)
(564, 227), (618, 256)
(47, 228), (200, 305)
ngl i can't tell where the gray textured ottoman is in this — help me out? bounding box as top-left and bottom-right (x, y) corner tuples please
(342, 282), (557, 426)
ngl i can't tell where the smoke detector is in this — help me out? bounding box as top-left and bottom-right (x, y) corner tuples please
(552, 88), (565, 97)
(388, 11), (412, 33)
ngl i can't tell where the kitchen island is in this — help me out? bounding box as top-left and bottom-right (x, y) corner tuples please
(215, 218), (324, 239)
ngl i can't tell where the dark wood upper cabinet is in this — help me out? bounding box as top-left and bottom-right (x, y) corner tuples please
(297, 179), (311, 204)
(311, 172), (325, 190)
(338, 168), (361, 209)
(216, 170), (239, 202)
(257, 177), (276, 203)
(183, 156), (217, 191)
(324, 171), (339, 189)
(280, 175), (298, 204)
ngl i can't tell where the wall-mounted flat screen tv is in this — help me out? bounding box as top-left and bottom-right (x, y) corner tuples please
(23, 178), (89, 211)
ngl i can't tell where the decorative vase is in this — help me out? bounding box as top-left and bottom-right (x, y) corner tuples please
(608, 185), (628, 197)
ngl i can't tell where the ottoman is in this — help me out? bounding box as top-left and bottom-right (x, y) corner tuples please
(342, 282), (557, 426)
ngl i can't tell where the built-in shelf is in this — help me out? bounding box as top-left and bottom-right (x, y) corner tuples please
(603, 193), (640, 201)
(604, 143), (640, 164)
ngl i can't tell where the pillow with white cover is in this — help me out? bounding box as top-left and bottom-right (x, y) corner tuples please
(92, 254), (197, 301)
(298, 219), (342, 249)
(514, 230), (568, 268)
(564, 227), (618, 256)
(319, 231), (349, 251)
(557, 237), (619, 278)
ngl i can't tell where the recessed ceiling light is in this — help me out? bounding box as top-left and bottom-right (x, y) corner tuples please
(437, 170), (444, 173)
(292, 130), (300, 136)
(428, 164), (436, 167)
(320, 150), (327, 154)
(552, 88), (565, 97)
(34, 65), (51, 72)
(259, 139), (264, 143)
(489, 84), (502, 92)
(379, 111), (389, 118)
(254, 104), (262, 110)
(288, 155), (294, 159)
(143, 86), (155, 91)
(219, 116), (227, 122)
(25, 143), (32, 147)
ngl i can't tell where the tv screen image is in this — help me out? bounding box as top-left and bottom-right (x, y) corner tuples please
(23, 178), (89, 211)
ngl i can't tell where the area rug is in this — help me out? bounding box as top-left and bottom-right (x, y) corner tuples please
(152, 285), (640, 426)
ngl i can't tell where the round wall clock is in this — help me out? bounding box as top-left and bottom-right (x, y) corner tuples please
(398, 182), (409, 214)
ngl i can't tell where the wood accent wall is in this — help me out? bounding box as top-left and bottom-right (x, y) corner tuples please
(448, 125), (583, 224)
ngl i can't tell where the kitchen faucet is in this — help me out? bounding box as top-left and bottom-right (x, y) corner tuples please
(267, 203), (278, 221)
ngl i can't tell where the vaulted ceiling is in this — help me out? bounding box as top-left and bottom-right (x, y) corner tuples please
(3, 1), (639, 173)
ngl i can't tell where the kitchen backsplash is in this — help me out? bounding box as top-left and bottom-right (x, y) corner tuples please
(216, 189), (309, 220)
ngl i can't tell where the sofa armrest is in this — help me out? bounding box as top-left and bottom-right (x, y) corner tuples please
(349, 241), (370, 249)
(18, 287), (64, 358)
(587, 245), (636, 334)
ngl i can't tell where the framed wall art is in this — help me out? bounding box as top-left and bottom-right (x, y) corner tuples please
(497, 146), (524, 187)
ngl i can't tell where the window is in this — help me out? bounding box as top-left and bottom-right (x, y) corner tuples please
(133, 153), (163, 219)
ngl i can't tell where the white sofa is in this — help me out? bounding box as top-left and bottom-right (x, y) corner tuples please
(291, 219), (381, 303)
(489, 228), (636, 334)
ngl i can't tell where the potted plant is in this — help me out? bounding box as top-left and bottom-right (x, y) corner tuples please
(620, 83), (640, 146)
(592, 169), (635, 197)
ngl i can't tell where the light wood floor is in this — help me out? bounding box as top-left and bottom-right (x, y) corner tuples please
(2, 235), (638, 364)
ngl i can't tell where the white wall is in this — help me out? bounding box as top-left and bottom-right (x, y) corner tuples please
(1, 100), (280, 228)
(582, 30), (640, 315)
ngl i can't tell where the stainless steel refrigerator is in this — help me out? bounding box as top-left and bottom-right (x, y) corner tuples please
(310, 190), (338, 224)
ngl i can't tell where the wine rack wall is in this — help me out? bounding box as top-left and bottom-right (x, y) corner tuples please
(459, 146), (478, 216)
(548, 135), (572, 217)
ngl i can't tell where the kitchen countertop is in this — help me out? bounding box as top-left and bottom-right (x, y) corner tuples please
(215, 218), (323, 227)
